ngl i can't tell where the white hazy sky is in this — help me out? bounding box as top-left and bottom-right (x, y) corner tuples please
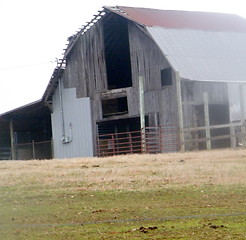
(0, 0), (246, 114)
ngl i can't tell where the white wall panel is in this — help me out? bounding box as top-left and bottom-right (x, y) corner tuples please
(51, 81), (93, 159)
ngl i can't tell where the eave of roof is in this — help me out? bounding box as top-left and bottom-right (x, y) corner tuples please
(0, 100), (46, 119)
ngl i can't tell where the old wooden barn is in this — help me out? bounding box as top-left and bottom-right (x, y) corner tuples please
(1, 6), (246, 159)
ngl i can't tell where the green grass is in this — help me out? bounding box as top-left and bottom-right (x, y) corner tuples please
(1, 149), (246, 239)
(1, 183), (245, 239)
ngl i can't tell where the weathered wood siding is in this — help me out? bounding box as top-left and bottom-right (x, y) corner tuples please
(62, 17), (179, 128)
(182, 80), (229, 128)
(63, 21), (107, 97)
(128, 23), (178, 126)
(58, 15), (182, 155)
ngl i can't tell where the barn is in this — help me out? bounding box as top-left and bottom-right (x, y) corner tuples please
(1, 6), (246, 159)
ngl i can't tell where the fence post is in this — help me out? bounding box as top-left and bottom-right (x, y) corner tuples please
(203, 92), (211, 150)
(175, 71), (185, 151)
(139, 76), (146, 153)
(10, 119), (16, 160)
(230, 125), (236, 148)
(32, 140), (36, 159)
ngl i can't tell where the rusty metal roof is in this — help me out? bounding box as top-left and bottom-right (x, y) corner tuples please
(105, 6), (246, 82)
(106, 6), (246, 32)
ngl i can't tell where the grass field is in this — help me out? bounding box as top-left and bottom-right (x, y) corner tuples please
(0, 148), (246, 239)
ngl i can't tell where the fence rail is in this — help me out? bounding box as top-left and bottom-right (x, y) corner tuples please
(0, 147), (11, 160)
(15, 140), (52, 160)
(97, 122), (246, 157)
(182, 122), (246, 150)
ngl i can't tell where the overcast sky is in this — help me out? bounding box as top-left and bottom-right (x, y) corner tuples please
(0, 0), (246, 114)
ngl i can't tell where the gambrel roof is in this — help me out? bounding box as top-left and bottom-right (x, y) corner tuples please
(106, 6), (246, 82)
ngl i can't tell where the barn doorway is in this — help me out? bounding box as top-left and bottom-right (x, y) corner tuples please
(103, 13), (132, 90)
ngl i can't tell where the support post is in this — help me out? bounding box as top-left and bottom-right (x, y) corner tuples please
(139, 76), (146, 153)
(10, 119), (16, 160)
(176, 71), (185, 151)
(203, 92), (211, 150)
(230, 125), (236, 148)
(240, 84), (246, 146)
(32, 140), (36, 159)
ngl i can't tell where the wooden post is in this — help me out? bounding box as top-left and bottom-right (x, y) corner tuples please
(240, 84), (246, 146)
(32, 140), (36, 159)
(230, 125), (236, 148)
(10, 119), (16, 160)
(175, 71), (185, 151)
(139, 76), (146, 153)
(203, 92), (211, 150)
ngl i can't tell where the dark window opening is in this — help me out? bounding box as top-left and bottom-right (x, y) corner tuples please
(161, 68), (173, 86)
(97, 117), (142, 135)
(102, 97), (128, 118)
(103, 14), (132, 90)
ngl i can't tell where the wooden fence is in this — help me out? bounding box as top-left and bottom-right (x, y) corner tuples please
(181, 122), (246, 151)
(14, 140), (52, 160)
(97, 122), (246, 157)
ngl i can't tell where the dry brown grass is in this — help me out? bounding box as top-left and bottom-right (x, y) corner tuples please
(0, 148), (245, 190)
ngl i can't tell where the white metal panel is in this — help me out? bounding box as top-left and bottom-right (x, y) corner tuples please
(228, 83), (246, 121)
(147, 27), (246, 82)
(51, 82), (93, 159)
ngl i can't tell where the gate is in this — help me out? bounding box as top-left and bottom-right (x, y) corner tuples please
(96, 125), (180, 157)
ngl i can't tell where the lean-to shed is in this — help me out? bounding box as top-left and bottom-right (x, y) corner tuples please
(0, 101), (52, 160)
(42, 6), (246, 158)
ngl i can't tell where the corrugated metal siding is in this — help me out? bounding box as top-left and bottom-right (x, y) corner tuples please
(107, 6), (246, 32)
(51, 82), (93, 159)
(147, 27), (246, 82)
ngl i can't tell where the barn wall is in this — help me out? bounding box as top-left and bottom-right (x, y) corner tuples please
(181, 80), (232, 150)
(228, 83), (246, 121)
(0, 121), (11, 160)
(182, 80), (229, 128)
(125, 23), (178, 126)
(51, 79), (93, 158)
(63, 21), (107, 98)
(56, 14), (180, 154)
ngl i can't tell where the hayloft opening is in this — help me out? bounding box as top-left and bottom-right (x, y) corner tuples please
(102, 97), (128, 118)
(103, 14), (132, 90)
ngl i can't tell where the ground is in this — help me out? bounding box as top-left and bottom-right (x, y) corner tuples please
(0, 148), (245, 239)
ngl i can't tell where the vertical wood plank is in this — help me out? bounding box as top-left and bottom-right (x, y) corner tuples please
(203, 92), (211, 150)
(10, 119), (16, 160)
(176, 71), (185, 151)
(240, 84), (246, 146)
(139, 76), (146, 152)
